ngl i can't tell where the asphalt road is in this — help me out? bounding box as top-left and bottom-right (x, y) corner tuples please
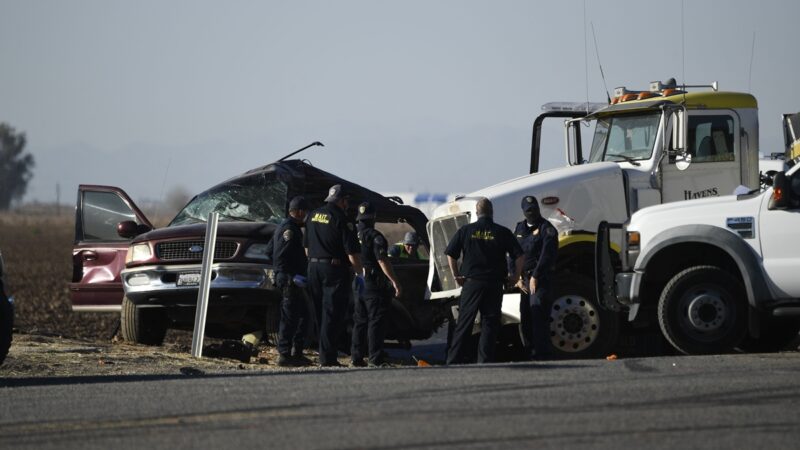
(1, 351), (799, 450)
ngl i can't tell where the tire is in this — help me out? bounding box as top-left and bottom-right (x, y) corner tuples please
(658, 266), (747, 355)
(496, 324), (527, 361)
(548, 274), (620, 359)
(738, 318), (800, 353)
(120, 296), (168, 346)
(0, 294), (12, 366)
(265, 299), (281, 346)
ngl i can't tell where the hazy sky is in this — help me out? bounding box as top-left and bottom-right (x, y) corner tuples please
(2, 0), (799, 207)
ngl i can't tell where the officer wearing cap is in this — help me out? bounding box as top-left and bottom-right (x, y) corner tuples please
(513, 195), (558, 360)
(388, 231), (426, 260)
(272, 196), (312, 367)
(445, 197), (523, 364)
(350, 202), (402, 367)
(304, 184), (363, 367)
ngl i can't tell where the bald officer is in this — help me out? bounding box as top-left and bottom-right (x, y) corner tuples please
(445, 197), (523, 364)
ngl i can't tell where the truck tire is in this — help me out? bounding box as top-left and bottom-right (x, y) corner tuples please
(0, 294), (12, 366)
(658, 266), (747, 355)
(120, 296), (168, 346)
(548, 274), (619, 359)
(265, 299), (281, 346)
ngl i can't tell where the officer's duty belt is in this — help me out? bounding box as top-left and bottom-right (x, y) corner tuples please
(309, 258), (342, 265)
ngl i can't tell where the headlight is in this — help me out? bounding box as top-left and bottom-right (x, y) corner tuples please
(126, 243), (152, 264)
(244, 243), (271, 260)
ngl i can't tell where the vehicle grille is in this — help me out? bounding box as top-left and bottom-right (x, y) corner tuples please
(156, 240), (239, 261)
(427, 213), (470, 291)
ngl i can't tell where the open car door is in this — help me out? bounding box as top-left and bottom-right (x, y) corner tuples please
(69, 185), (152, 312)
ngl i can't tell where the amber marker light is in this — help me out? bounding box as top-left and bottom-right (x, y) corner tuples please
(627, 231), (641, 248)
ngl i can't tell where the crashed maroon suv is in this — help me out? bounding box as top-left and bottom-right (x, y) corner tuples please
(70, 159), (445, 345)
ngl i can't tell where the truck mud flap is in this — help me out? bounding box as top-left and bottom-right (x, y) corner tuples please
(595, 221), (623, 312)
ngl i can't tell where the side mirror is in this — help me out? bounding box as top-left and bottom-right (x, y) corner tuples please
(117, 221), (151, 239)
(671, 109), (691, 170)
(675, 152), (692, 171)
(768, 172), (789, 210)
(672, 109), (687, 153)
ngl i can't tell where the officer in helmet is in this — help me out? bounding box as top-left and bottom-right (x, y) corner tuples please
(350, 202), (402, 367)
(272, 196), (312, 366)
(513, 195), (558, 360)
(388, 231), (425, 260)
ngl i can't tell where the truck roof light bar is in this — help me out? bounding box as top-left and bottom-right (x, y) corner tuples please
(541, 102), (607, 114)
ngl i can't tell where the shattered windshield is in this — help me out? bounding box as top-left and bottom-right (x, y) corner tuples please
(169, 175), (288, 226)
(588, 112), (661, 163)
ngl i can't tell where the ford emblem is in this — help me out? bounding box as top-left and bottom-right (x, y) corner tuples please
(188, 245), (203, 253)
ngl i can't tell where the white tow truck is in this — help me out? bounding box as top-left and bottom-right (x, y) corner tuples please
(426, 78), (769, 358)
(596, 158), (800, 354)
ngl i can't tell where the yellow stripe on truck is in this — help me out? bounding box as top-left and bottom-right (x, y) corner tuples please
(558, 233), (621, 253)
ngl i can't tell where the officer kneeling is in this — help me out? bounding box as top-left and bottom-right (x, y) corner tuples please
(350, 202), (402, 367)
(445, 197), (523, 364)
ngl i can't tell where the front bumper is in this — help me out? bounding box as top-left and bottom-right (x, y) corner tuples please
(122, 262), (276, 307)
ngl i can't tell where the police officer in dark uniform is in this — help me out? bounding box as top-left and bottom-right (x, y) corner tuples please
(513, 195), (558, 360)
(350, 202), (402, 367)
(445, 197), (523, 364)
(304, 184), (363, 367)
(272, 196), (311, 367)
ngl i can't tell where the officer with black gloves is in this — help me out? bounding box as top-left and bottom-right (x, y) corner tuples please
(445, 197), (523, 364)
(304, 184), (363, 367)
(272, 196), (312, 367)
(350, 202), (402, 367)
(513, 195), (558, 360)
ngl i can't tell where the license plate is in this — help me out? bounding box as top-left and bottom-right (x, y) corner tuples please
(177, 272), (202, 286)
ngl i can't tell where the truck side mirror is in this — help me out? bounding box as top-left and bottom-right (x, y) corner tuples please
(671, 109), (691, 170)
(768, 172), (789, 210)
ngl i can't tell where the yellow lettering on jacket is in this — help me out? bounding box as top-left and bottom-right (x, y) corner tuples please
(470, 230), (495, 241)
(312, 213), (330, 224)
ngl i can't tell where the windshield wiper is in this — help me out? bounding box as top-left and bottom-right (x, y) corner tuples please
(607, 154), (641, 166)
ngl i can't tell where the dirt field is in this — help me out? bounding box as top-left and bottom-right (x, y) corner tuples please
(0, 211), (416, 379)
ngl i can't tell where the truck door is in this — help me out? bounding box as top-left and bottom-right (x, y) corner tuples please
(69, 185), (152, 312)
(661, 111), (742, 203)
(759, 173), (800, 298)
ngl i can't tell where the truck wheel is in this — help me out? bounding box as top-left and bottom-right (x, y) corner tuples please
(265, 300), (281, 346)
(548, 274), (619, 359)
(0, 294), (12, 366)
(658, 266), (747, 355)
(120, 296), (168, 346)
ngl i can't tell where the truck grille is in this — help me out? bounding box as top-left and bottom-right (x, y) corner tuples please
(427, 213), (470, 291)
(156, 240), (239, 261)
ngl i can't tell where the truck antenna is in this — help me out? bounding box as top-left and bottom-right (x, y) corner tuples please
(590, 22), (611, 103)
(748, 32), (756, 93)
(278, 141), (324, 162)
(583, 0), (590, 113)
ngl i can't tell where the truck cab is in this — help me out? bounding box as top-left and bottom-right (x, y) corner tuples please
(597, 159), (800, 354)
(427, 79), (763, 358)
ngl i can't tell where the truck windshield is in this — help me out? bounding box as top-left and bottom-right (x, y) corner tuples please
(588, 112), (661, 163)
(169, 176), (288, 226)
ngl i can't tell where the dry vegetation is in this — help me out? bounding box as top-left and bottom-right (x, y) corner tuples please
(0, 209), (419, 377)
(0, 210), (120, 340)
